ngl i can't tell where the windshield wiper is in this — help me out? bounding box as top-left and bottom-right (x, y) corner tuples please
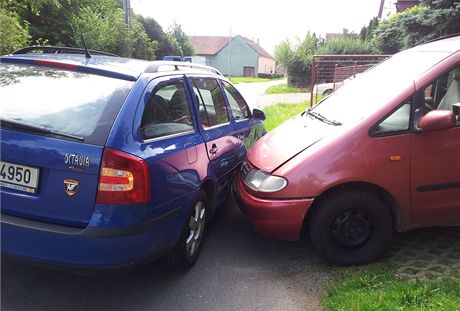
(0, 118), (84, 141)
(303, 109), (342, 126)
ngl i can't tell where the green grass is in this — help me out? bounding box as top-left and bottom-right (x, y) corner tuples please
(230, 77), (279, 84)
(322, 264), (460, 311)
(265, 83), (308, 94)
(263, 102), (308, 131)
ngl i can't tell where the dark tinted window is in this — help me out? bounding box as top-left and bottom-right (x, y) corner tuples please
(222, 80), (250, 120)
(0, 64), (133, 145)
(141, 80), (194, 139)
(192, 78), (229, 127)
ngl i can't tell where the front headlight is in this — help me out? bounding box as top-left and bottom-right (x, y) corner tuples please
(243, 168), (287, 192)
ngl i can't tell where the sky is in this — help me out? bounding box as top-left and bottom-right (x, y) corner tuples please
(130, 0), (383, 55)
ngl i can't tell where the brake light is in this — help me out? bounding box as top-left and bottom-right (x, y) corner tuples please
(96, 148), (151, 204)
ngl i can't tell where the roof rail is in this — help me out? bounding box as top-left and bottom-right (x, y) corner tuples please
(11, 46), (119, 57)
(145, 61), (223, 76)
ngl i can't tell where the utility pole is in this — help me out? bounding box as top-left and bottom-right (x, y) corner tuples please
(228, 28), (232, 78)
(123, 0), (131, 30)
(256, 38), (260, 77)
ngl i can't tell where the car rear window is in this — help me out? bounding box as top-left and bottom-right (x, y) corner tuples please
(0, 64), (134, 145)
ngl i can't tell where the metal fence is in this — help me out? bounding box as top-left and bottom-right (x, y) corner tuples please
(310, 54), (391, 106)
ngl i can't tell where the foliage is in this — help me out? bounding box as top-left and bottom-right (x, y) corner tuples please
(263, 102), (307, 132)
(167, 22), (195, 57)
(0, 7), (30, 54)
(322, 264), (460, 311)
(373, 1), (460, 54)
(265, 83), (307, 94)
(275, 33), (318, 87)
(70, 5), (132, 56)
(137, 15), (177, 59)
(275, 32), (378, 87)
(316, 37), (378, 55)
(3, 0), (187, 60)
(360, 17), (379, 42)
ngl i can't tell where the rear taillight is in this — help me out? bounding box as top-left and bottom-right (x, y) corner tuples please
(96, 148), (151, 204)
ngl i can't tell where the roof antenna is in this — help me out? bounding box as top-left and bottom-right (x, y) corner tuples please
(80, 32), (92, 59)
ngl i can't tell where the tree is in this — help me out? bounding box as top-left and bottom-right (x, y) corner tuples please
(373, 1), (460, 54)
(0, 7), (29, 54)
(70, 4), (132, 56)
(275, 33), (318, 87)
(360, 17), (379, 42)
(137, 15), (177, 58)
(167, 22), (194, 57)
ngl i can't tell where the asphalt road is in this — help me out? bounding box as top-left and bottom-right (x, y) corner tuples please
(1, 200), (332, 311)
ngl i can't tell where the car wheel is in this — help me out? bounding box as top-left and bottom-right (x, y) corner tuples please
(309, 191), (393, 266)
(164, 190), (208, 270)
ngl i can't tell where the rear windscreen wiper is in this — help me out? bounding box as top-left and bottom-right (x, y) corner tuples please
(303, 109), (342, 126)
(0, 117), (84, 141)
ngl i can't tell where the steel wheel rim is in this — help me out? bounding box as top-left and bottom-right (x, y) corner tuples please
(186, 201), (206, 257)
(330, 209), (372, 250)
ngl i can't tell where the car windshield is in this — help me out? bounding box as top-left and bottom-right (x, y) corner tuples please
(311, 50), (451, 125)
(0, 64), (134, 145)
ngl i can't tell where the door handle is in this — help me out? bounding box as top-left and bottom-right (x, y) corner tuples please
(209, 144), (218, 155)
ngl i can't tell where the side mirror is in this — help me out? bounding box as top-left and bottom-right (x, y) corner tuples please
(252, 109), (266, 121)
(418, 110), (455, 132)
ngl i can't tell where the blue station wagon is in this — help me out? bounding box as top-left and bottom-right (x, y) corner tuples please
(0, 46), (266, 270)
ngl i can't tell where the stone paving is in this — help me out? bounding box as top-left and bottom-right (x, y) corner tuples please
(386, 227), (460, 281)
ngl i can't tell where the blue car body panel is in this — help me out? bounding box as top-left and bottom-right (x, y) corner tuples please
(0, 53), (265, 269)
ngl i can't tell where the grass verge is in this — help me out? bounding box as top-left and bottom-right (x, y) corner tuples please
(230, 77), (278, 84)
(322, 263), (460, 311)
(263, 102), (307, 132)
(265, 83), (308, 94)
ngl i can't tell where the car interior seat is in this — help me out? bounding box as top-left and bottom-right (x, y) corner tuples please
(141, 94), (170, 128)
(170, 88), (191, 124)
(438, 66), (460, 112)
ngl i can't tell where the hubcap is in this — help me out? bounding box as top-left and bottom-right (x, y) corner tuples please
(186, 201), (206, 257)
(330, 209), (372, 250)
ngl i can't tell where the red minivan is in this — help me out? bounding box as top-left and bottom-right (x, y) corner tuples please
(236, 36), (460, 265)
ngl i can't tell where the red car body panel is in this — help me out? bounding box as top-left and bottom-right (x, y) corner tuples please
(236, 37), (460, 241)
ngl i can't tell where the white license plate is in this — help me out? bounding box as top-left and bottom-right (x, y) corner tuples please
(0, 161), (40, 194)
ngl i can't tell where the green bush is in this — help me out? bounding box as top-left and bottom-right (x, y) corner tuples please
(0, 8), (29, 54)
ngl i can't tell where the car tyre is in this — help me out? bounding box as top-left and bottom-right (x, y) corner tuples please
(164, 190), (209, 270)
(309, 191), (393, 266)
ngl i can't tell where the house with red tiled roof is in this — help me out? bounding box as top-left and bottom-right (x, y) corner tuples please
(189, 35), (275, 77)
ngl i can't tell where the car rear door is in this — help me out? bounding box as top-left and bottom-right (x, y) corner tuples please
(0, 64), (133, 227)
(220, 79), (266, 163)
(188, 76), (240, 201)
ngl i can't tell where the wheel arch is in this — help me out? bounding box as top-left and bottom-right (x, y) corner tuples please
(301, 182), (402, 239)
(200, 179), (215, 211)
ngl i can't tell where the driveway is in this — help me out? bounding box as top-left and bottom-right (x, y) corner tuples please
(235, 79), (309, 110)
(3, 200), (460, 311)
(1, 201), (331, 311)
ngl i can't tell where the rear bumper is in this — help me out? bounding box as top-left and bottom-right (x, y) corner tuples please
(235, 177), (314, 241)
(1, 206), (182, 270)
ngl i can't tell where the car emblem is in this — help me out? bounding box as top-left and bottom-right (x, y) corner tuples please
(64, 179), (79, 197)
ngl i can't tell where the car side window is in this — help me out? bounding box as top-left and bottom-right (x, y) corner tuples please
(422, 65), (460, 125)
(192, 78), (229, 127)
(222, 81), (250, 120)
(372, 101), (411, 136)
(140, 80), (194, 140)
